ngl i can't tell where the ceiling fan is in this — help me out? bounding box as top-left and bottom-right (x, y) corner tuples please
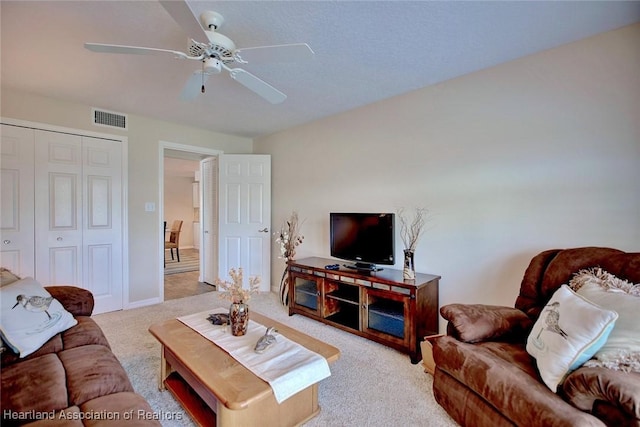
(84, 0), (314, 104)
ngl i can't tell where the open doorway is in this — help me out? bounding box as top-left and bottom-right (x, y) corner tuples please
(160, 142), (222, 301)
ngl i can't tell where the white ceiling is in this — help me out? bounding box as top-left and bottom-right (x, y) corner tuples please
(2, 1), (639, 139)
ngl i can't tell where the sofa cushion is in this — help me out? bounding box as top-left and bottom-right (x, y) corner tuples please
(18, 408), (84, 427)
(0, 278), (77, 357)
(80, 392), (162, 426)
(61, 317), (111, 350)
(440, 304), (533, 343)
(58, 345), (134, 407)
(562, 367), (640, 423)
(1, 353), (69, 417)
(526, 285), (618, 391)
(515, 247), (631, 318)
(16, 393), (163, 427)
(46, 286), (95, 317)
(434, 335), (605, 426)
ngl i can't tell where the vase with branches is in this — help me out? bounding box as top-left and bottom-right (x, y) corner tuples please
(275, 211), (304, 305)
(398, 207), (429, 280)
(215, 268), (261, 336)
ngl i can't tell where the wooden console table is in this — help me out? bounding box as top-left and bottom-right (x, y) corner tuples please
(288, 257), (440, 363)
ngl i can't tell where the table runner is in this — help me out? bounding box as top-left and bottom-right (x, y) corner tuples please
(177, 309), (331, 403)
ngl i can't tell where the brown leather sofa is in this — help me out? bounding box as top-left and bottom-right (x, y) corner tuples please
(1, 286), (161, 427)
(432, 247), (640, 427)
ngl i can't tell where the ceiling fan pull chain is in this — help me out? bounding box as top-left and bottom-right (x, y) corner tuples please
(201, 60), (206, 93)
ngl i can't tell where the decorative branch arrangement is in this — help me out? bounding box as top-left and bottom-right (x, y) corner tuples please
(275, 211), (304, 305)
(215, 268), (261, 304)
(275, 211), (304, 261)
(398, 207), (429, 251)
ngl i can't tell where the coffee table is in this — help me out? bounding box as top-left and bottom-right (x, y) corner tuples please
(149, 311), (340, 427)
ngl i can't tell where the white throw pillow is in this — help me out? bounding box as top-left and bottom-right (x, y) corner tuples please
(570, 269), (640, 357)
(0, 277), (77, 357)
(526, 285), (618, 392)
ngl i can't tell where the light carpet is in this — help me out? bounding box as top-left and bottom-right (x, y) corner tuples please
(93, 292), (458, 427)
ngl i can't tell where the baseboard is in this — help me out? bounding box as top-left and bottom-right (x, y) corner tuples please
(126, 297), (162, 310)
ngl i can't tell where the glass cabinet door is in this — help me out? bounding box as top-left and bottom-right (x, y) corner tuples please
(291, 273), (320, 314)
(363, 288), (410, 346)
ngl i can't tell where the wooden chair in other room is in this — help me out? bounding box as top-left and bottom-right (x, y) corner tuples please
(165, 220), (183, 262)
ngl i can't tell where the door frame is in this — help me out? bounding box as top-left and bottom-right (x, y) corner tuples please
(158, 141), (222, 301)
(1, 116), (129, 310)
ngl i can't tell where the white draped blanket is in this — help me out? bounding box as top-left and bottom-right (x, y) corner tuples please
(177, 309), (331, 403)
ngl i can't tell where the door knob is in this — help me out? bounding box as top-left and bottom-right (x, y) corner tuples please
(3, 240), (10, 245)
(57, 237), (63, 241)
(258, 228), (269, 233)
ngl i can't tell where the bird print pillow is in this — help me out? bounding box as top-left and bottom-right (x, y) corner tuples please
(526, 285), (618, 392)
(0, 277), (77, 358)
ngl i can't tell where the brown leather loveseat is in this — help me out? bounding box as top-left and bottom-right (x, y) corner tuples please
(433, 247), (640, 426)
(1, 285), (161, 427)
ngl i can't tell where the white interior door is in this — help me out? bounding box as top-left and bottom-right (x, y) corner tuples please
(0, 125), (35, 277)
(201, 156), (218, 284)
(218, 155), (271, 291)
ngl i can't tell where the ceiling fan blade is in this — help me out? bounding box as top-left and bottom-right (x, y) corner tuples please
(159, 0), (208, 43)
(85, 43), (193, 59)
(234, 43), (315, 64)
(227, 68), (287, 104)
(180, 71), (211, 101)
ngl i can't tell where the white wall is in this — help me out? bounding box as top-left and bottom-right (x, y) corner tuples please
(1, 90), (253, 304)
(163, 157), (200, 249)
(164, 175), (196, 249)
(256, 24), (640, 330)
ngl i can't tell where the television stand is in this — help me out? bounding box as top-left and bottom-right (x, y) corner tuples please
(288, 257), (440, 363)
(343, 262), (383, 272)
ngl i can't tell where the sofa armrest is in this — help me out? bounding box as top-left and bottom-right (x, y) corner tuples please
(46, 285), (94, 317)
(440, 304), (533, 343)
(562, 367), (640, 423)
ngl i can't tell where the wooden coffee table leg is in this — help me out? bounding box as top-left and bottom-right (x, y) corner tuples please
(159, 346), (173, 391)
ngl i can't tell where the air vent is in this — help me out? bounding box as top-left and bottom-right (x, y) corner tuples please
(92, 108), (128, 130)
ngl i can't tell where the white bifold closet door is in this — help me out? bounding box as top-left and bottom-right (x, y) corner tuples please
(0, 123), (124, 314)
(34, 129), (123, 313)
(0, 125), (35, 277)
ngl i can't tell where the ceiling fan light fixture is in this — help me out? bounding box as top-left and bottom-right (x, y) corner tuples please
(203, 57), (221, 74)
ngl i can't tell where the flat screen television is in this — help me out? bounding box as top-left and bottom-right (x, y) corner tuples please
(330, 212), (395, 271)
